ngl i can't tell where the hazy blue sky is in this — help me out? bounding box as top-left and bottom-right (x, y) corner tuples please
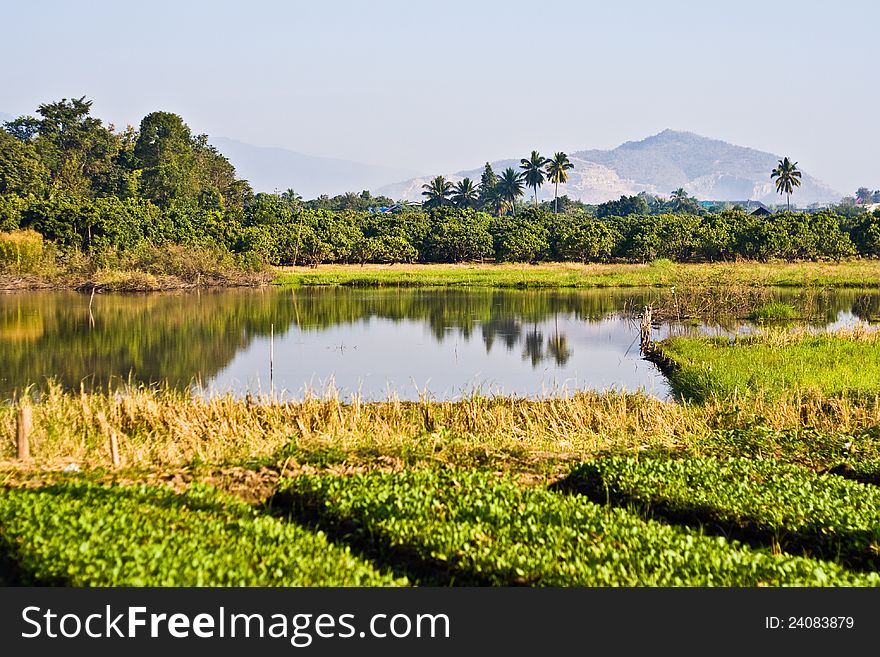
(1, 0), (877, 193)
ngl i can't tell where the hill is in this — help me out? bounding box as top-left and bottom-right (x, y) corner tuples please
(376, 130), (841, 206)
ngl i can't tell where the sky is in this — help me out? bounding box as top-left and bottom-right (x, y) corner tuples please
(1, 0), (877, 193)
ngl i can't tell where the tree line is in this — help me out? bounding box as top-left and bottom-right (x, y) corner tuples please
(420, 151), (574, 215)
(2, 97), (880, 272)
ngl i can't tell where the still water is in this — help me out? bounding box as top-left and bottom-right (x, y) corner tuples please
(1, 287), (877, 401)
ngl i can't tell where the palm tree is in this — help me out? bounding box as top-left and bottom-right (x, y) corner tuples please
(770, 157), (802, 212)
(520, 150), (548, 208)
(281, 188), (302, 210)
(451, 177), (479, 209)
(421, 175), (453, 209)
(670, 187), (690, 212)
(496, 168), (525, 216)
(544, 152), (574, 213)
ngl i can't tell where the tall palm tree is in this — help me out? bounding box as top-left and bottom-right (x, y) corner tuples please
(496, 168), (525, 216)
(520, 150), (548, 208)
(770, 157), (802, 212)
(451, 177), (479, 209)
(421, 175), (454, 209)
(544, 152), (574, 213)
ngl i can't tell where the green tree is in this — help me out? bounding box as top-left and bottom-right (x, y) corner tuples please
(0, 131), (48, 196)
(490, 215), (550, 262)
(3, 116), (40, 143)
(134, 112), (197, 206)
(451, 177), (479, 209)
(281, 188), (303, 211)
(544, 152), (574, 213)
(33, 97), (120, 199)
(770, 157), (802, 212)
(478, 162), (498, 213)
(596, 195), (649, 218)
(669, 187), (701, 214)
(421, 175), (454, 209)
(856, 187), (874, 204)
(496, 168), (525, 216)
(520, 150), (548, 208)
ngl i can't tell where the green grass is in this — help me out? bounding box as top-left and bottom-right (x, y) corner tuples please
(273, 261), (880, 289)
(658, 330), (880, 402)
(749, 302), (798, 322)
(566, 456), (880, 569)
(274, 468), (877, 586)
(0, 482), (404, 586)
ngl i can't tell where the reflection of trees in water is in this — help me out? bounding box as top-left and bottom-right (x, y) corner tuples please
(480, 316), (522, 352)
(292, 288), (629, 368)
(853, 294), (880, 323)
(5, 287), (877, 398)
(522, 326), (545, 367)
(0, 290), (296, 397)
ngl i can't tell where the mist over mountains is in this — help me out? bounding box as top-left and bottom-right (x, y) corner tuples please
(210, 137), (420, 200)
(376, 130), (841, 206)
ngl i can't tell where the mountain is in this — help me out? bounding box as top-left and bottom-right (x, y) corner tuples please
(211, 137), (421, 198)
(376, 130), (841, 206)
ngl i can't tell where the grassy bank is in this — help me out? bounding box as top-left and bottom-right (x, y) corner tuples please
(274, 261), (880, 289)
(658, 326), (880, 402)
(9, 259), (880, 292)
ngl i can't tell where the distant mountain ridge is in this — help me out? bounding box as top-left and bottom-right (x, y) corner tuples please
(376, 130), (841, 206)
(211, 137), (420, 199)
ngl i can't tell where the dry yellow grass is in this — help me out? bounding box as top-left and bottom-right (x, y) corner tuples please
(4, 384), (880, 473)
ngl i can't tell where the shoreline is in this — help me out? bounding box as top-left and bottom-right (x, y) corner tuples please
(5, 261), (880, 292)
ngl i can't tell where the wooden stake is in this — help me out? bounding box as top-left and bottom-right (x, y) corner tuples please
(17, 405), (32, 460)
(109, 431), (120, 468)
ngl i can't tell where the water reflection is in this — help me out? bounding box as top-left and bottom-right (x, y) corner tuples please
(0, 287), (878, 401)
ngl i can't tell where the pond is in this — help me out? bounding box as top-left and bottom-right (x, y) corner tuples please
(1, 287), (878, 401)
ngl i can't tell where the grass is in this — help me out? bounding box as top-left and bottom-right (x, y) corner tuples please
(274, 261), (880, 290)
(274, 468), (877, 586)
(657, 326), (880, 402)
(566, 456), (880, 569)
(0, 481), (403, 586)
(749, 302), (798, 322)
(9, 382), (880, 476)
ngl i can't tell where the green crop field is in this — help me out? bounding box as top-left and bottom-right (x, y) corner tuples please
(0, 482), (402, 586)
(567, 456), (880, 569)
